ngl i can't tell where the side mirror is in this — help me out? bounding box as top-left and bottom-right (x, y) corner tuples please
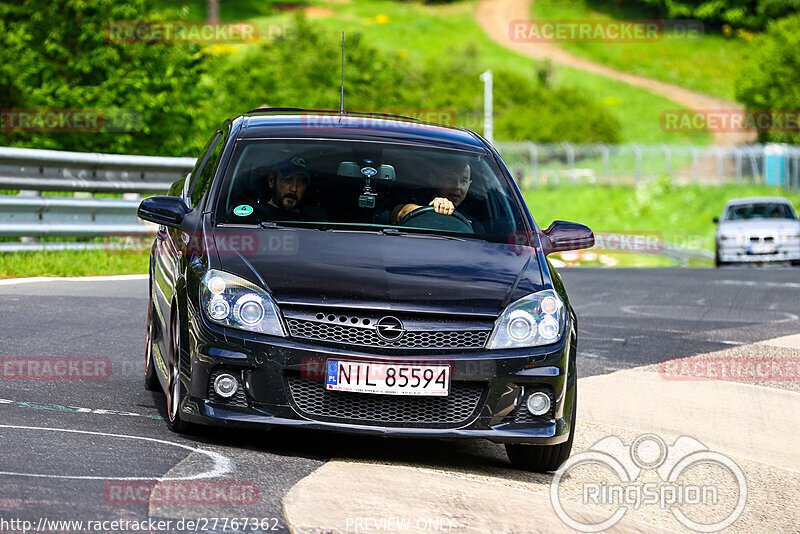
(712, 216), (720, 224)
(138, 196), (188, 228)
(540, 220), (594, 255)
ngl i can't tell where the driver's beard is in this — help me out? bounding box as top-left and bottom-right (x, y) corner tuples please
(274, 190), (299, 211)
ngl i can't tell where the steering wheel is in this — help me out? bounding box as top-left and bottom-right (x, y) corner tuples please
(398, 206), (475, 234)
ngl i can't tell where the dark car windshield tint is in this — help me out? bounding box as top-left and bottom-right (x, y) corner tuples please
(725, 203), (797, 221)
(214, 139), (526, 243)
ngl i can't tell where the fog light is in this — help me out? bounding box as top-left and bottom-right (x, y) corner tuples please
(526, 391), (551, 416)
(213, 373), (238, 398)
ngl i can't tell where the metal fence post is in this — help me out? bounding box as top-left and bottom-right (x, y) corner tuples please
(526, 141), (538, 188)
(734, 147), (743, 184)
(598, 143), (610, 183)
(689, 145), (700, 183)
(713, 146), (724, 185)
(562, 141), (575, 180)
(631, 143), (642, 184)
(661, 144), (671, 176)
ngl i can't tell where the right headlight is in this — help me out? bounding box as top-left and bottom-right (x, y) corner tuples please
(486, 289), (566, 349)
(199, 269), (286, 336)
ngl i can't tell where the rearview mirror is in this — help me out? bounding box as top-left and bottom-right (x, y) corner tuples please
(712, 216), (720, 224)
(337, 162), (396, 181)
(540, 220), (594, 255)
(138, 196), (188, 228)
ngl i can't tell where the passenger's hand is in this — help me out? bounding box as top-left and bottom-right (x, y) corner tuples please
(429, 197), (454, 215)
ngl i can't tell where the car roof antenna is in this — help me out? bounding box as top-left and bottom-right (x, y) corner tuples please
(339, 31), (345, 121)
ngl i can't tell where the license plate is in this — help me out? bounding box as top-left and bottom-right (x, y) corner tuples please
(748, 244), (776, 254)
(325, 360), (450, 396)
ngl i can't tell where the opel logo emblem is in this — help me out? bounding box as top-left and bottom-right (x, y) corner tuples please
(375, 316), (404, 341)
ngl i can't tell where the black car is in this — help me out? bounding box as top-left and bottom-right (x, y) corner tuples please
(138, 109), (594, 472)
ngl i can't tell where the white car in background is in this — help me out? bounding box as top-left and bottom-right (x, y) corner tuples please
(714, 197), (800, 267)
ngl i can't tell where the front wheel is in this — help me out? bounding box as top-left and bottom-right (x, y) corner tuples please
(715, 248), (727, 268)
(165, 311), (193, 434)
(144, 303), (160, 392)
(506, 383), (576, 472)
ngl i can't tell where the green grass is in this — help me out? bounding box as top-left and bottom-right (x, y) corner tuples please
(172, 0), (710, 144)
(530, 0), (751, 101)
(0, 250), (148, 279)
(296, 0), (711, 144)
(154, 0), (310, 21)
(523, 180), (800, 253)
(4, 182), (796, 277)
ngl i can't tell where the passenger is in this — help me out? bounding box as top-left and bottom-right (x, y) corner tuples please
(260, 156), (325, 221)
(391, 161), (477, 225)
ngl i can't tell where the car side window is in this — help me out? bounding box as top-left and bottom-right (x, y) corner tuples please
(186, 131), (223, 208)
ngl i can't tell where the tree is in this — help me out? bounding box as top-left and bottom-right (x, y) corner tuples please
(631, 0), (800, 30)
(735, 14), (800, 144)
(0, 0), (214, 156)
(206, 0), (219, 24)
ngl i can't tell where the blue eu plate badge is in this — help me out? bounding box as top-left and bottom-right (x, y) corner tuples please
(326, 360), (338, 387)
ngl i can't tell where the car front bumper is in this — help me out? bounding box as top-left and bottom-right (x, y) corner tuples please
(178, 312), (576, 445)
(718, 242), (800, 263)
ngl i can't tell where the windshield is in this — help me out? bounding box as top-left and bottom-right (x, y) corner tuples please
(214, 139), (527, 243)
(724, 202), (797, 221)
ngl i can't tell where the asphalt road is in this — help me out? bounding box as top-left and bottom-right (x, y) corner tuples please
(0, 267), (797, 531)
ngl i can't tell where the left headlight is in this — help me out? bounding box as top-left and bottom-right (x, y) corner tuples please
(200, 269), (286, 336)
(486, 290), (565, 349)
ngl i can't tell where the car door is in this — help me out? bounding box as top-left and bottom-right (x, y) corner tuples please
(152, 132), (222, 374)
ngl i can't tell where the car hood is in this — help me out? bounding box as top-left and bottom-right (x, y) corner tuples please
(210, 227), (544, 316)
(718, 219), (800, 235)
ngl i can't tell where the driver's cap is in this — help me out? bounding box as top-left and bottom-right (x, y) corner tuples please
(272, 155), (310, 183)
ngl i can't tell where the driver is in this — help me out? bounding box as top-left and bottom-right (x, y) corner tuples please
(391, 161), (473, 224)
(260, 155), (325, 221)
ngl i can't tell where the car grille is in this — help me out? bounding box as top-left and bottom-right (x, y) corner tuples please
(286, 374), (486, 428)
(207, 370), (248, 408)
(285, 318), (490, 349)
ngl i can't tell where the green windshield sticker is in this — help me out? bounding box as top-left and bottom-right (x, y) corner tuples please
(233, 205), (253, 216)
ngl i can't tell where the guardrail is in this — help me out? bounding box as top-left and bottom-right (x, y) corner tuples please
(0, 146), (195, 252)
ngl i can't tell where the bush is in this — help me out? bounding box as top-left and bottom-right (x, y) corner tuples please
(735, 13), (800, 144)
(0, 0), (214, 156)
(210, 16), (621, 143)
(631, 0), (800, 30)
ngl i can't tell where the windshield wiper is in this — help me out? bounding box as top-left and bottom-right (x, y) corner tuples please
(379, 228), (466, 241)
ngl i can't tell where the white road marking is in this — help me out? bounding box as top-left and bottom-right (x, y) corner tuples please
(621, 304), (799, 322)
(0, 274), (147, 286)
(716, 279), (800, 289)
(0, 425), (231, 481)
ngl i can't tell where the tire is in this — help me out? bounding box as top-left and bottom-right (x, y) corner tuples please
(715, 249), (725, 268)
(144, 303), (160, 392)
(506, 382), (577, 472)
(165, 310), (193, 434)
